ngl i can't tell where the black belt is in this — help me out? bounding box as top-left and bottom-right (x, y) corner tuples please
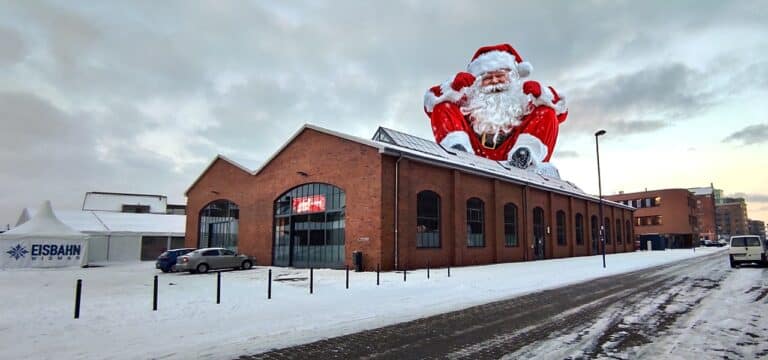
(480, 132), (509, 150)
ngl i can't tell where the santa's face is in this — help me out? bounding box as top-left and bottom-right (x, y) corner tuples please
(461, 69), (531, 139)
(480, 70), (510, 89)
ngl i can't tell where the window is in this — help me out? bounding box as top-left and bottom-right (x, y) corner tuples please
(221, 249), (235, 256)
(575, 213), (584, 245)
(416, 191), (441, 248)
(504, 203), (519, 247)
(556, 210), (566, 246)
(122, 204), (150, 213)
(604, 217), (611, 244)
(616, 219), (622, 244)
(202, 249), (219, 256)
(467, 198), (485, 247)
(199, 200), (239, 251)
(273, 183), (346, 268)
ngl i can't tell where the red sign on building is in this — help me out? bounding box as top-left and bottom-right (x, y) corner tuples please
(292, 195), (326, 214)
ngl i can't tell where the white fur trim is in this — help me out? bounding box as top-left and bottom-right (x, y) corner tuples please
(423, 79), (468, 113)
(423, 89), (440, 113)
(508, 133), (548, 163)
(516, 62), (532, 78)
(440, 131), (475, 154)
(467, 50), (518, 77)
(531, 87), (568, 115)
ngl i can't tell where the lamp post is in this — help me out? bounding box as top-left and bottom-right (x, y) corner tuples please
(595, 129), (606, 268)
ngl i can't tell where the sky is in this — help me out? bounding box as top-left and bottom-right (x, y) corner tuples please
(1, 1), (767, 227)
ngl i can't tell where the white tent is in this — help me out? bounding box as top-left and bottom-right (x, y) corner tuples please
(1, 201), (88, 268)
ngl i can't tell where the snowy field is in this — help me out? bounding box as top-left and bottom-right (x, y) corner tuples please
(0, 248), (725, 359)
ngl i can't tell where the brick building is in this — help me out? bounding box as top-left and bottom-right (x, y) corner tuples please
(747, 219), (765, 239)
(688, 186), (717, 241)
(716, 198), (749, 238)
(605, 189), (698, 248)
(185, 125), (634, 270)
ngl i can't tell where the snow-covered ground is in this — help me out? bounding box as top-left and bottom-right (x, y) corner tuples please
(505, 251), (768, 359)
(0, 248), (726, 359)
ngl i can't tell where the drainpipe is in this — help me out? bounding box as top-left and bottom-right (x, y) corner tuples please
(394, 155), (403, 270)
(523, 184), (528, 261)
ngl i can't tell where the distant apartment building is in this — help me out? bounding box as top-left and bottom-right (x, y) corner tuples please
(716, 198), (749, 238)
(748, 219), (766, 239)
(688, 186), (718, 241)
(605, 188), (698, 248)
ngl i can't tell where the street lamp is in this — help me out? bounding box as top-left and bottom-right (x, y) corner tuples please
(595, 129), (606, 268)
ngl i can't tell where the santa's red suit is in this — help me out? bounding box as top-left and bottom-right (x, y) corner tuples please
(424, 44), (568, 167)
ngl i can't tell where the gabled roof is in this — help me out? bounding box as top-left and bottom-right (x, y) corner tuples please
(187, 124), (632, 210)
(184, 154), (254, 196)
(185, 124), (384, 195)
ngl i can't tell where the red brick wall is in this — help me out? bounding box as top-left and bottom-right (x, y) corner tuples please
(186, 129), (384, 269)
(606, 189), (696, 238)
(387, 159), (634, 270)
(186, 128), (634, 271)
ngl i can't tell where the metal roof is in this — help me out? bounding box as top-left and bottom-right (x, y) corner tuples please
(372, 127), (632, 209)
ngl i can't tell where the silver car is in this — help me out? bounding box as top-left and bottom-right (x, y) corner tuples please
(175, 247), (253, 273)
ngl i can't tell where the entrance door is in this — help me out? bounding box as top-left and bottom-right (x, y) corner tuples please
(273, 183), (347, 268)
(291, 215), (310, 267)
(533, 207), (545, 260)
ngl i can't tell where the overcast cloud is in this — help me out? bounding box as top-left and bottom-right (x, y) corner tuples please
(1, 1), (768, 225)
(723, 124), (768, 145)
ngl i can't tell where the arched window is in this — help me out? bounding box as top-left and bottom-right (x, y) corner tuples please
(199, 199), (239, 251)
(504, 203), (519, 247)
(467, 198), (485, 247)
(575, 213), (585, 245)
(616, 219), (622, 244)
(626, 220), (632, 247)
(273, 183), (345, 268)
(556, 210), (567, 246)
(604, 217), (612, 244)
(416, 191), (440, 248)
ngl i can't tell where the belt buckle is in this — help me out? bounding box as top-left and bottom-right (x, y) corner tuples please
(481, 133), (498, 150)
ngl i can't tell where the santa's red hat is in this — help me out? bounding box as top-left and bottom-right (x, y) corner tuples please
(467, 44), (532, 78)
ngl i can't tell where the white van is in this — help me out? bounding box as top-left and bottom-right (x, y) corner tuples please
(728, 235), (767, 267)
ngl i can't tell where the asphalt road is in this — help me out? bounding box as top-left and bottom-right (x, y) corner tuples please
(237, 252), (766, 359)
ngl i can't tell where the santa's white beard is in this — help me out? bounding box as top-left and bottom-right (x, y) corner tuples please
(461, 77), (531, 138)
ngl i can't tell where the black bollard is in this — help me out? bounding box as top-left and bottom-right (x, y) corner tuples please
(376, 264), (380, 286)
(268, 269), (272, 300)
(346, 265), (349, 289)
(427, 260), (430, 279)
(74, 279), (82, 319)
(216, 271), (221, 304)
(448, 265), (451, 278)
(403, 267), (407, 282)
(153, 275), (158, 311)
(310, 267), (314, 294)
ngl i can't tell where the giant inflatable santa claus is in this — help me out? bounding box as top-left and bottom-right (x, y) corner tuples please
(424, 44), (568, 178)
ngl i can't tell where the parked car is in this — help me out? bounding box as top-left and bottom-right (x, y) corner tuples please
(728, 235), (767, 268)
(175, 247), (253, 273)
(156, 248), (196, 273)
